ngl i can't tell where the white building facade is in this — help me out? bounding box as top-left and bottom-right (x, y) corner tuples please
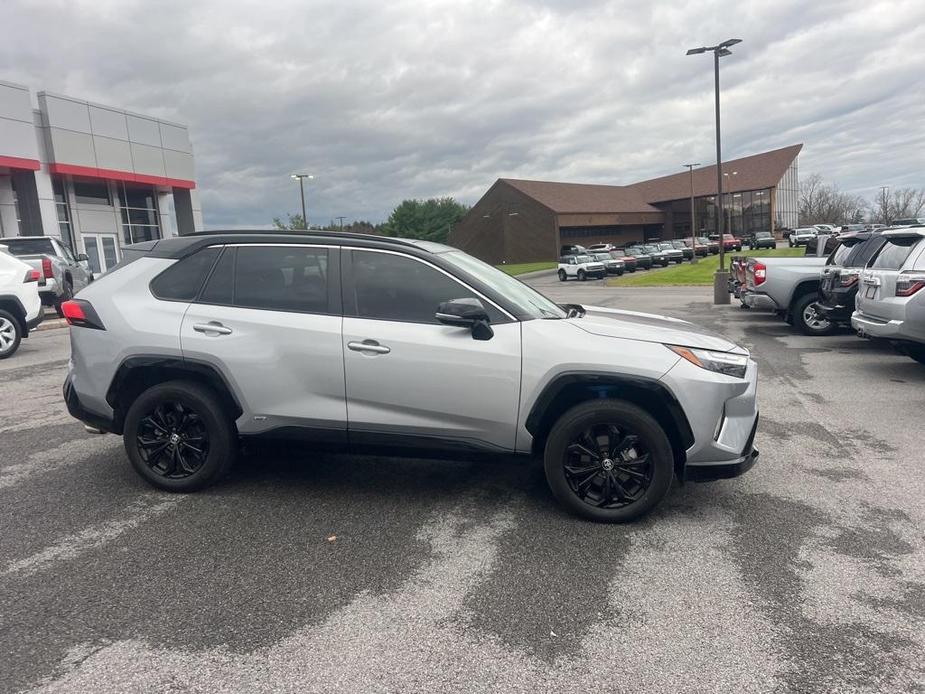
(0, 80), (201, 274)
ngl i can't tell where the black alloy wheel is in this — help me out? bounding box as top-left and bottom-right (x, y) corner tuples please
(544, 399), (674, 522)
(136, 401), (209, 479)
(562, 423), (653, 509)
(558, 269), (567, 282)
(123, 380), (235, 491)
(577, 269), (587, 281)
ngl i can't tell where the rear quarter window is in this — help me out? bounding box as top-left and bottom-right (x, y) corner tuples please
(150, 247), (221, 301)
(870, 237), (922, 270)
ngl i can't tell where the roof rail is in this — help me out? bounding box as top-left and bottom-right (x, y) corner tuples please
(183, 229), (419, 247)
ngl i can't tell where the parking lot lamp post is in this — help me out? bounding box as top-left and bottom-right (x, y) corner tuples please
(290, 174), (314, 229)
(684, 163), (700, 263)
(687, 38), (741, 304)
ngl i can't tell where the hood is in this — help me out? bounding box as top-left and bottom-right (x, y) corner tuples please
(570, 305), (744, 353)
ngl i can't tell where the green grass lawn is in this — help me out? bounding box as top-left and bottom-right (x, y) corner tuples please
(609, 247), (805, 286)
(496, 262), (557, 276)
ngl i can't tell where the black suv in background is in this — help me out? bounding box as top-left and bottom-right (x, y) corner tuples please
(816, 232), (887, 327)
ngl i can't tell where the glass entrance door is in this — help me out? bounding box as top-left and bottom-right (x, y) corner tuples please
(82, 234), (120, 275)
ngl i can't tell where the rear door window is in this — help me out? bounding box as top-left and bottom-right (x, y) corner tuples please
(233, 245), (333, 314)
(870, 238), (922, 270)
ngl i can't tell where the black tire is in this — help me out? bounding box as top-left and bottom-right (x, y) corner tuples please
(792, 293), (836, 336)
(558, 269), (567, 282)
(123, 380), (236, 492)
(788, 239), (794, 248)
(543, 399), (674, 522)
(903, 344), (925, 365)
(616, 268), (624, 276)
(54, 279), (73, 318)
(628, 267), (636, 273)
(0, 309), (23, 359)
(577, 269), (586, 281)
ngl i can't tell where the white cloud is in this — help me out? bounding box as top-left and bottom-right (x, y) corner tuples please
(3, 0), (923, 225)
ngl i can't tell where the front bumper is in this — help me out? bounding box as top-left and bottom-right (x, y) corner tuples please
(740, 290), (779, 311)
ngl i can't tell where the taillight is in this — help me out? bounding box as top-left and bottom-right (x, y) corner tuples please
(839, 270), (860, 287)
(752, 261), (767, 286)
(23, 269), (41, 283)
(61, 299), (106, 330)
(41, 257), (53, 279)
(895, 271), (925, 297)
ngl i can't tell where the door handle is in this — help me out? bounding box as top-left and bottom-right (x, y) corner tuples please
(347, 340), (391, 354)
(193, 322), (233, 335)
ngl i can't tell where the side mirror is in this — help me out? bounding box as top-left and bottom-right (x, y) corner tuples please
(77, 253), (89, 261)
(436, 298), (494, 341)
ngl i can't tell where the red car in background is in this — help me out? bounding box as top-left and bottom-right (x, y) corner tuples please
(719, 233), (742, 251)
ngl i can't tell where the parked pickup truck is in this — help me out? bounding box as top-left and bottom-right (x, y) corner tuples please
(2, 236), (93, 314)
(739, 255), (835, 335)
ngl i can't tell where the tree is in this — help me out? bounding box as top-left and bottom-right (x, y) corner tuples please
(272, 213), (307, 230)
(871, 188), (925, 224)
(381, 197), (470, 243)
(799, 174), (867, 225)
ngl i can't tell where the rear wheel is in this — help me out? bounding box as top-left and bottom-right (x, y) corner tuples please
(558, 269), (567, 282)
(54, 279), (73, 318)
(577, 269), (587, 281)
(123, 380), (236, 491)
(793, 293), (836, 336)
(0, 309), (23, 359)
(544, 399), (674, 522)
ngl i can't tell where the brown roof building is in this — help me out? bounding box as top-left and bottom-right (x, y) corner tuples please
(449, 144), (801, 264)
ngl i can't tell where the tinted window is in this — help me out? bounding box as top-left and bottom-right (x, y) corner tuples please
(150, 247), (220, 301)
(73, 180), (111, 205)
(3, 238), (55, 256)
(232, 246), (330, 313)
(199, 247), (235, 304)
(845, 237), (885, 268)
(871, 237), (922, 270)
(348, 250), (505, 324)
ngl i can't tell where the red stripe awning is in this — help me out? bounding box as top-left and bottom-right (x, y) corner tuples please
(47, 163), (195, 189)
(0, 155), (41, 171)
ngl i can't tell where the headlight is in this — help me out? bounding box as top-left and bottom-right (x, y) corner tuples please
(667, 345), (748, 378)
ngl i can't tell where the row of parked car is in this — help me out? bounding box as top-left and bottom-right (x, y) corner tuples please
(557, 236), (738, 282)
(731, 225), (925, 365)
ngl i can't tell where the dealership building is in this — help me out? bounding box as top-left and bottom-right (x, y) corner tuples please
(0, 80), (201, 274)
(449, 144), (801, 264)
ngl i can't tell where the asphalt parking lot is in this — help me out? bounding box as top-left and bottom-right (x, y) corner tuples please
(2, 278), (924, 693)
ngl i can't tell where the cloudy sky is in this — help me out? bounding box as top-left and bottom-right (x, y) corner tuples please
(3, 0), (923, 227)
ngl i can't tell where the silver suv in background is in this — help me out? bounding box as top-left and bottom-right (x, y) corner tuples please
(853, 228), (925, 365)
(63, 232), (759, 523)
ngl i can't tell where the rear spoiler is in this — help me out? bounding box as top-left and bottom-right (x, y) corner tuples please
(881, 227), (925, 239)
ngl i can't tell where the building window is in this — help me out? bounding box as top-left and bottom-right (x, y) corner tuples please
(52, 177), (75, 251)
(73, 180), (112, 206)
(117, 182), (161, 245)
(776, 159), (799, 230)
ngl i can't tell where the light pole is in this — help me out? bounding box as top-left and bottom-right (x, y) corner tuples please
(687, 38), (741, 304)
(683, 163), (701, 263)
(335, 216), (346, 231)
(290, 174), (314, 229)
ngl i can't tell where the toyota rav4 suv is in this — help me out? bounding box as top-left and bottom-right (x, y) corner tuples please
(63, 232), (759, 522)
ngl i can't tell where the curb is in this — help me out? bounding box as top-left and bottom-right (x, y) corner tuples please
(35, 316), (68, 331)
(511, 268), (556, 280)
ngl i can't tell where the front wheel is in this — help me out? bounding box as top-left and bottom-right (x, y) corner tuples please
(0, 309), (23, 359)
(577, 269), (587, 281)
(544, 399), (674, 522)
(123, 380), (237, 491)
(792, 293), (836, 336)
(558, 269), (567, 282)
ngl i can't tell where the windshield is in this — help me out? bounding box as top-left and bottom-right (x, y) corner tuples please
(611, 250), (626, 257)
(697, 237), (711, 243)
(593, 253), (611, 261)
(441, 251), (566, 319)
(827, 244), (853, 266)
(3, 238), (55, 256)
(756, 232), (771, 238)
(658, 243), (673, 250)
(643, 245), (660, 253)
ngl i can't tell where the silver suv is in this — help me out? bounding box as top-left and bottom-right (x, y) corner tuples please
(63, 232), (759, 522)
(853, 228), (925, 365)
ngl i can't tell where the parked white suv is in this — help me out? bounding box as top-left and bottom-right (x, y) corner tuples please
(852, 228), (925, 364)
(63, 232), (759, 522)
(0, 244), (44, 358)
(557, 254), (606, 281)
